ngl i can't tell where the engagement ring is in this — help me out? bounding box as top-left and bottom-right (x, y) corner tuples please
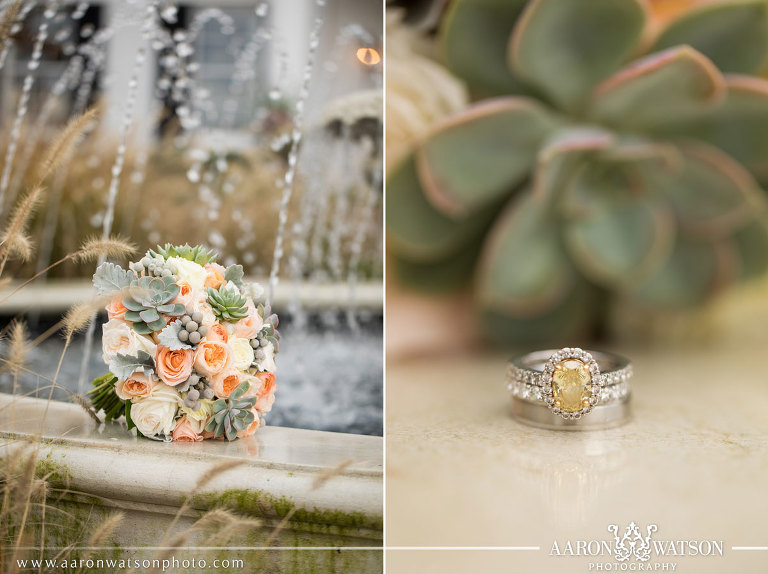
(507, 347), (632, 430)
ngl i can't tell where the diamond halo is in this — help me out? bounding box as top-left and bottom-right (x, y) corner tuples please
(539, 347), (603, 420)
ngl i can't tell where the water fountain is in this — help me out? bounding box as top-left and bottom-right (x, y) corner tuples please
(0, 0), (383, 435)
(0, 0), (383, 565)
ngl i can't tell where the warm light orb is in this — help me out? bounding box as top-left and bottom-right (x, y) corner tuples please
(356, 47), (381, 66)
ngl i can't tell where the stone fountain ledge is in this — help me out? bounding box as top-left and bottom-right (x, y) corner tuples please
(0, 278), (383, 314)
(0, 393), (383, 547)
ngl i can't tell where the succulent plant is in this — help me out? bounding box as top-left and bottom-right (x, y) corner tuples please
(388, 0), (768, 344)
(148, 243), (218, 265)
(205, 381), (257, 441)
(207, 284), (248, 322)
(123, 275), (186, 334)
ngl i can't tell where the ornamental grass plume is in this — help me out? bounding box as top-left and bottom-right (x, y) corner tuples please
(0, 106), (101, 274)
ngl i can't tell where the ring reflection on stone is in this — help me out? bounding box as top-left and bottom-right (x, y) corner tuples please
(507, 347), (632, 429)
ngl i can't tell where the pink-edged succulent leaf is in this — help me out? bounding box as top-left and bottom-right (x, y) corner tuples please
(480, 273), (597, 345)
(416, 97), (558, 216)
(476, 192), (574, 316)
(651, 143), (765, 238)
(589, 46), (725, 131)
(629, 235), (736, 307)
(386, 155), (500, 261)
(563, 186), (676, 289)
(509, 0), (646, 112)
(651, 0), (768, 75)
(733, 217), (768, 280)
(650, 76), (768, 185)
(441, 0), (530, 97)
(531, 127), (615, 202)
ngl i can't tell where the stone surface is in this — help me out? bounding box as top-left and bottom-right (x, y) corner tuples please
(552, 359), (591, 412)
(0, 393), (382, 547)
(386, 347), (768, 573)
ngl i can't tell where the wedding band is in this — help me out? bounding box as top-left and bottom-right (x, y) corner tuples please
(507, 347), (632, 430)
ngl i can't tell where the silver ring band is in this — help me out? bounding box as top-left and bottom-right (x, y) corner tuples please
(510, 393), (632, 430)
(506, 347), (633, 428)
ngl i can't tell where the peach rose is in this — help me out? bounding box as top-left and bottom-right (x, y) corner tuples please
(233, 300), (263, 339)
(155, 346), (194, 386)
(105, 296), (127, 320)
(254, 371), (276, 412)
(172, 416), (204, 442)
(206, 322), (229, 344)
(194, 340), (231, 378)
(173, 281), (197, 307)
(211, 367), (245, 398)
(237, 408), (261, 438)
(115, 371), (155, 400)
(204, 263), (226, 290)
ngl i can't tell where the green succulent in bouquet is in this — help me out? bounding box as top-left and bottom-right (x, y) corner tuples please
(388, 0), (768, 344)
(207, 284), (249, 321)
(149, 243), (218, 265)
(123, 275), (185, 334)
(205, 381), (257, 441)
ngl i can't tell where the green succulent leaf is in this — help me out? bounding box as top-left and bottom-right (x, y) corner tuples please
(386, 155), (500, 261)
(652, 76), (768, 185)
(589, 46), (725, 131)
(477, 192), (575, 315)
(150, 243), (218, 265)
(733, 217), (768, 280)
(651, 0), (768, 75)
(417, 97), (559, 215)
(393, 238), (484, 293)
(509, 0), (646, 112)
(139, 308), (160, 324)
(532, 127), (615, 202)
(93, 262), (136, 295)
(563, 187), (675, 289)
(441, 0), (531, 97)
(229, 381), (250, 401)
(629, 236), (734, 307)
(480, 275), (598, 345)
(652, 144), (762, 237)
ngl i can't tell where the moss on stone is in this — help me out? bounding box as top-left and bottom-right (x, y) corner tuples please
(191, 488), (383, 533)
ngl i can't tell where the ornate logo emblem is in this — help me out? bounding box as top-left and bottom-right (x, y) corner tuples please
(608, 522), (658, 562)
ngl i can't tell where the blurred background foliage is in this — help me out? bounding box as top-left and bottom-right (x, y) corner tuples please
(386, 0), (768, 347)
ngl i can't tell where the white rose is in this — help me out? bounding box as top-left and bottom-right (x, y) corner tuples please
(255, 341), (277, 373)
(102, 318), (157, 363)
(168, 257), (208, 291)
(130, 383), (182, 438)
(229, 336), (255, 370)
(180, 398), (213, 427)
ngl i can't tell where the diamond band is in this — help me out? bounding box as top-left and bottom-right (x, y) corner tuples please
(507, 347), (632, 428)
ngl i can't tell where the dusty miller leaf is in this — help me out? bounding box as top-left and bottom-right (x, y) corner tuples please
(224, 264), (244, 287)
(93, 262), (136, 295)
(108, 350), (155, 381)
(158, 320), (191, 350)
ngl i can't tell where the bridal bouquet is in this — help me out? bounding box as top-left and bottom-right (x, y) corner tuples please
(88, 244), (280, 442)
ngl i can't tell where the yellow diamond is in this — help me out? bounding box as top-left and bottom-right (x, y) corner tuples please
(552, 359), (592, 413)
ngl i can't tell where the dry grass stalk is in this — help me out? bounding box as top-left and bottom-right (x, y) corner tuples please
(72, 394), (101, 425)
(35, 106), (100, 186)
(73, 236), (136, 262)
(62, 302), (96, 338)
(312, 458), (353, 490)
(0, 238), (132, 305)
(193, 460), (246, 494)
(0, 184), (44, 265)
(4, 319), (29, 377)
